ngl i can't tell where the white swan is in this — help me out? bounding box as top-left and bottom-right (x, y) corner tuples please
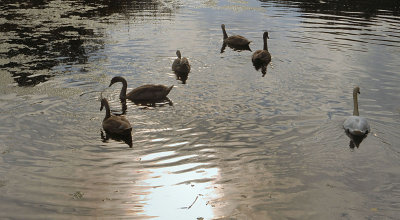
(343, 86), (370, 137)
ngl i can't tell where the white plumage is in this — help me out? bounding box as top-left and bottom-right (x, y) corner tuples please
(343, 86), (370, 147)
(343, 115), (370, 136)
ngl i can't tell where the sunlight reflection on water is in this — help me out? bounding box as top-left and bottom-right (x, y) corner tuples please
(140, 152), (219, 219)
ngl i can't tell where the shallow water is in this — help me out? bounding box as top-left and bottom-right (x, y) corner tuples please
(1, 0), (400, 219)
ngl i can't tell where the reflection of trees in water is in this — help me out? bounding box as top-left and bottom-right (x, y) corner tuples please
(83, 0), (172, 17)
(260, 0), (399, 18)
(0, 0), (171, 86)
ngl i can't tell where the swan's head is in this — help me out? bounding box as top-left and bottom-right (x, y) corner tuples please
(353, 86), (360, 95)
(221, 24), (225, 29)
(109, 76), (124, 87)
(176, 50), (181, 59)
(100, 98), (107, 111)
(263, 31), (269, 39)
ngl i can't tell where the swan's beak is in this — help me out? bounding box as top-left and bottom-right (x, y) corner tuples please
(100, 105), (103, 111)
(108, 82), (113, 87)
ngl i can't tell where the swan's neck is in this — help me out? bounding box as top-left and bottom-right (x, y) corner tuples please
(121, 100), (127, 115)
(263, 36), (268, 51)
(119, 79), (128, 100)
(353, 91), (359, 116)
(104, 101), (111, 120)
(222, 27), (228, 40)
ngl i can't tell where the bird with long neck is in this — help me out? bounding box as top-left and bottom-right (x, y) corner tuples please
(109, 76), (173, 102)
(172, 50), (191, 74)
(343, 86), (370, 148)
(220, 24), (251, 51)
(100, 98), (132, 135)
(252, 31), (272, 76)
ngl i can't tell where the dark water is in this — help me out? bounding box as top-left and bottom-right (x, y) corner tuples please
(1, 0), (400, 219)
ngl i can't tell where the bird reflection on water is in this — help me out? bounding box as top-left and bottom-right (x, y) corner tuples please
(220, 42), (252, 53)
(252, 62), (268, 77)
(100, 130), (133, 148)
(110, 100), (127, 116)
(132, 97), (173, 108)
(174, 71), (189, 84)
(345, 130), (368, 149)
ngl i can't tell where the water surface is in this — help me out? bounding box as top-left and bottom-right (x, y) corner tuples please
(1, 0), (399, 219)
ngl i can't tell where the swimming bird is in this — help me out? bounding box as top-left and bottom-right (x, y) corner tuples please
(100, 98), (132, 135)
(252, 31), (271, 76)
(221, 24), (251, 52)
(172, 50), (191, 74)
(109, 76), (173, 102)
(343, 86), (370, 148)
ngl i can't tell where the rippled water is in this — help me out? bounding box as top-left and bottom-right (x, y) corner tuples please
(1, 0), (400, 219)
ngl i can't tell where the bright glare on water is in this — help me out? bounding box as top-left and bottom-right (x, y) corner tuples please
(0, 0), (399, 219)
